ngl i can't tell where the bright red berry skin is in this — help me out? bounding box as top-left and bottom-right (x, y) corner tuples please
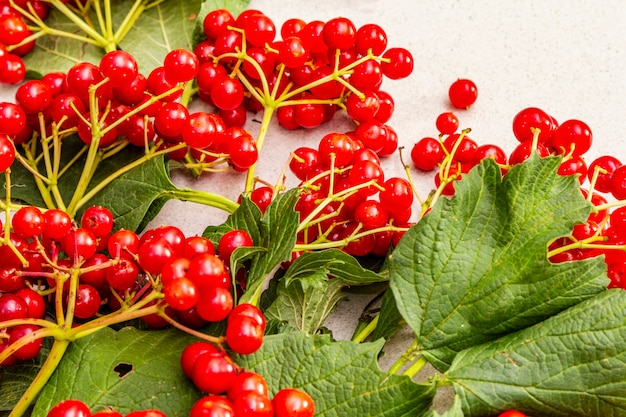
(46, 399), (92, 417)
(448, 78), (478, 109)
(498, 411), (527, 417)
(549, 119), (592, 156)
(0, 101), (26, 135)
(232, 391), (273, 417)
(272, 388), (315, 417)
(190, 395), (235, 417)
(181, 341), (219, 379)
(411, 137), (443, 171)
(0, 133), (15, 172)
(226, 314), (264, 355)
(218, 229), (254, 263)
(192, 351), (238, 395)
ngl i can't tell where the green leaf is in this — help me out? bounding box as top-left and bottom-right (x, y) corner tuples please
(23, 0), (207, 76)
(193, 0), (250, 44)
(32, 327), (200, 417)
(264, 270), (345, 334)
(235, 332), (436, 417)
(118, 0), (203, 73)
(446, 289), (626, 417)
(21, 5), (110, 75)
(371, 286), (404, 341)
(0, 352), (47, 411)
(283, 248), (386, 286)
(203, 196), (262, 246)
(202, 190), (299, 305)
(263, 249), (387, 334)
(2, 134), (179, 231)
(81, 153), (178, 232)
(389, 155), (609, 371)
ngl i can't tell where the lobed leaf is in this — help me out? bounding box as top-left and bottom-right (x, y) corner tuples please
(389, 155), (609, 370)
(235, 331), (436, 417)
(32, 327), (199, 417)
(263, 270), (345, 334)
(447, 289), (626, 417)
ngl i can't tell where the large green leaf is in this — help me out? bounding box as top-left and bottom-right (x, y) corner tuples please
(263, 249), (387, 333)
(446, 289), (626, 417)
(282, 248), (386, 286)
(23, 0), (206, 75)
(2, 135), (179, 232)
(235, 332), (436, 417)
(264, 270), (345, 334)
(204, 190), (300, 305)
(0, 342), (50, 412)
(81, 153), (178, 232)
(32, 327), (200, 417)
(118, 0), (203, 73)
(389, 155), (609, 371)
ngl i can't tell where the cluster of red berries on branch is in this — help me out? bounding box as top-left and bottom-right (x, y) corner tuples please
(196, 8), (412, 145)
(0, 200), (269, 367)
(0, 0), (52, 85)
(409, 81), (626, 289)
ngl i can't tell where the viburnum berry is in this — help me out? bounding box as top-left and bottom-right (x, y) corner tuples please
(277, 36), (309, 68)
(12, 206), (44, 238)
(163, 48), (199, 83)
(46, 400), (92, 417)
(203, 8), (235, 40)
(512, 107), (557, 143)
(322, 17), (356, 51)
(0, 53), (26, 84)
(381, 47), (414, 79)
(609, 165), (626, 200)
(411, 137), (443, 171)
(471, 143), (508, 168)
(99, 50), (138, 87)
(272, 388), (315, 417)
(232, 391), (273, 417)
(81, 205), (114, 238)
(190, 395), (235, 417)
(448, 78), (478, 109)
(219, 229), (254, 263)
(435, 111), (459, 135)
(9, 324), (43, 360)
(196, 286), (233, 322)
(355, 23), (387, 56)
(0, 101), (26, 135)
(192, 351), (238, 394)
(587, 155), (621, 193)
(0, 133), (15, 172)
(15, 80), (52, 114)
(498, 411), (527, 417)
(243, 13), (276, 47)
(549, 118), (592, 156)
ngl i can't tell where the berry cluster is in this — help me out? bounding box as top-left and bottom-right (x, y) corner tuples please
(284, 132), (413, 257)
(181, 341), (314, 417)
(0, 198), (265, 366)
(0, 0), (51, 85)
(408, 80), (626, 289)
(197, 8), (412, 135)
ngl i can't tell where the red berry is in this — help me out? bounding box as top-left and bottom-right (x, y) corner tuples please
(448, 78), (478, 109)
(272, 388), (315, 417)
(47, 399), (92, 417)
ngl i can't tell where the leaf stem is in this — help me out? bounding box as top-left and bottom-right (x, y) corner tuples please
(352, 314), (379, 343)
(387, 339), (420, 374)
(8, 339), (71, 417)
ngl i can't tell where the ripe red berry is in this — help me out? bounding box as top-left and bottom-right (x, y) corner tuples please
(448, 78), (478, 109)
(272, 388), (315, 417)
(0, 133), (15, 172)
